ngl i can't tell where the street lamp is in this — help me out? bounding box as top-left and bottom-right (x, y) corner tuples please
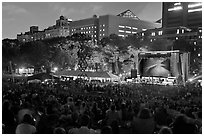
(53, 67), (58, 72)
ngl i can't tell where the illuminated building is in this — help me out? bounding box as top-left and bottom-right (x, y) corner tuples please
(70, 10), (161, 42)
(69, 15), (99, 43)
(162, 2), (202, 28)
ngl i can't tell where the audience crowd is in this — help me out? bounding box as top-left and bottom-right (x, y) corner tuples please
(2, 78), (202, 134)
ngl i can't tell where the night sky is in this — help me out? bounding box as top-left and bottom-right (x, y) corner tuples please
(2, 2), (162, 39)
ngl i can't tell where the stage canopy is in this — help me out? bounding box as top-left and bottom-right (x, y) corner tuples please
(27, 73), (59, 81)
(55, 70), (119, 81)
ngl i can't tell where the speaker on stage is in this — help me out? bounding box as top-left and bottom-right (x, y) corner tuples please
(131, 69), (137, 78)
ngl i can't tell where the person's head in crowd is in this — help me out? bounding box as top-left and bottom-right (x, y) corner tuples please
(81, 101), (86, 108)
(79, 114), (90, 126)
(197, 111), (202, 119)
(53, 127), (66, 134)
(121, 102), (126, 110)
(67, 97), (73, 103)
(138, 108), (151, 119)
(111, 104), (116, 111)
(22, 114), (33, 124)
(3, 100), (10, 111)
(101, 126), (112, 134)
(158, 126), (173, 134)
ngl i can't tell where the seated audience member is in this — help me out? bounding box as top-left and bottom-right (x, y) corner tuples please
(15, 114), (36, 134)
(171, 114), (198, 134)
(131, 108), (155, 134)
(158, 126), (173, 134)
(69, 114), (99, 134)
(53, 127), (66, 134)
(101, 126), (112, 134)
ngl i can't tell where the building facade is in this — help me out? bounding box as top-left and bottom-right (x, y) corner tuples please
(162, 2), (202, 28)
(137, 2), (202, 47)
(70, 10), (161, 42)
(17, 16), (72, 42)
(69, 15), (99, 43)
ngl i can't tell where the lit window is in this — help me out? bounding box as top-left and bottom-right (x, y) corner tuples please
(151, 32), (155, 36)
(198, 53), (200, 57)
(118, 34), (124, 37)
(126, 31), (131, 33)
(142, 29), (147, 31)
(199, 29), (202, 33)
(119, 25), (125, 28)
(176, 37), (178, 40)
(92, 26), (93, 28)
(103, 24), (105, 27)
(150, 39), (153, 42)
(103, 34), (105, 36)
(188, 3), (202, 8)
(89, 31), (90, 33)
(194, 42), (197, 45)
(158, 31), (163, 35)
(126, 26), (131, 29)
(132, 32), (137, 34)
(168, 6), (183, 11)
(100, 29), (102, 32)
(94, 35), (96, 37)
(177, 29), (179, 34)
(94, 31), (96, 33)
(188, 8), (202, 13)
(89, 27), (91, 29)
(132, 27), (138, 30)
(142, 33), (144, 36)
(119, 30), (124, 32)
(182, 29), (184, 33)
(100, 34), (101, 36)
(81, 28), (83, 30)
(95, 26), (97, 28)
(103, 29), (105, 31)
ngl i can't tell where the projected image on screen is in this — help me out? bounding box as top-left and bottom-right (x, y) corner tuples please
(139, 57), (171, 77)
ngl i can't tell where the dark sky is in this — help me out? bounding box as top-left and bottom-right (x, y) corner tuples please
(2, 2), (162, 39)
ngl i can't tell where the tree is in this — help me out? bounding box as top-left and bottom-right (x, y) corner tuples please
(71, 33), (93, 71)
(148, 38), (173, 51)
(124, 34), (142, 49)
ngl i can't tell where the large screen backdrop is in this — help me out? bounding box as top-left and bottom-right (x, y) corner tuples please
(138, 51), (189, 81)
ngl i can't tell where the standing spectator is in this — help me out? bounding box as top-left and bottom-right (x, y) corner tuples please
(106, 104), (120, 125)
